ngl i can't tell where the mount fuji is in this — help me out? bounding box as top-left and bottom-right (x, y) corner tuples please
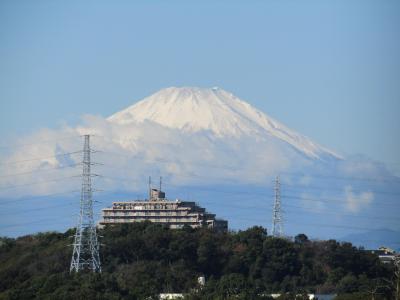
(1, 87), (399, 247)
(107, 87), (339, 161)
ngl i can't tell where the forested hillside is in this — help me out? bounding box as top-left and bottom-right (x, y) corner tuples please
(0, 222), (396, 299)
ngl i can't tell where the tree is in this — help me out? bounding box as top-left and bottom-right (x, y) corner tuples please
(294, 234), (309, 245)
(0, 223), (396, 299)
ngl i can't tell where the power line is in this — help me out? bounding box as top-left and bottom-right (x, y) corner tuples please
(95, 153), (400, 196)
(0, 135), (82, 151)
(231, 215), (400, 233)
(1, 216), (397, 246)
(96, 150), (258, 172)
(97, 174), (400, 202)
(282, 194), (400, 207)
(282, 203), (400, 222)
(0, 201), (76, 217)
(0, 175), (80, 191)
(280, 171), (400, 184)
(0, 216), (75, 230)
(0, 145), (396, 241)
(0, 201), (104, 217)
(209, 200), (399, 223)
(338, 239), (400, 246)
(0, 151), (82, 166)
(284, 184), (400, 197)
(288, 221), (400, 232)
(196, 198), (399, 224)
(0, 163), (81, 179)
(98, 175), (272, 199)
(0, 190), (80, 206)
(95, 149), (400, 182)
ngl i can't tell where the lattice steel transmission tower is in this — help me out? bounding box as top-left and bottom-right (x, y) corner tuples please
(70, 135), (101, 273)
(272, 175), (283, 237)
(394, 255), (400, 300)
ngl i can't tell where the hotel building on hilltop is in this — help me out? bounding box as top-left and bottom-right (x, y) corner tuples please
(99, 187), (228, 231)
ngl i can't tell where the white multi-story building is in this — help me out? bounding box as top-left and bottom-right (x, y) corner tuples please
(367, 246), (398, 264)
(99, 188), (228, 231)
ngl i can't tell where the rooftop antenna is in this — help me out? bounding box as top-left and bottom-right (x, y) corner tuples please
(148, 176), (152, 200)
(272, 175), (283, 238)
(159, 176), (162, 191)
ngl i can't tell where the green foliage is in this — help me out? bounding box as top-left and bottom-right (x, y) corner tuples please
(0, 224), (394, 299)
(333, 292), (376, 300)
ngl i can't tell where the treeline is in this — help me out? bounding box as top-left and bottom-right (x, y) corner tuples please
(0, 222), (396, 299)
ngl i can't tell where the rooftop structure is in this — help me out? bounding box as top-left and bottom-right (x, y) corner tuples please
(366, 246), (398, 264)
(99, 186), (228, 231)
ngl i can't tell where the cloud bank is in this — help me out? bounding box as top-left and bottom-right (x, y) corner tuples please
(0, 114), (399, 239)
(0, 114), (297, 198)
(0, 115), (397, 217)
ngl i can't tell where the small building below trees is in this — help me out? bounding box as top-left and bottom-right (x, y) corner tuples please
(366, 246), (398, 264)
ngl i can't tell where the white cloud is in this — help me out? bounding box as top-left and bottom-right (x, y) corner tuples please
(0, 115), (296, 198)
(344, 185), (374, 213)
(0, 113), (397, 221)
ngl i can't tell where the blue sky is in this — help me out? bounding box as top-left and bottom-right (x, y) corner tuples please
(0, 0), (399, 168)
(0, 1), (400, 243)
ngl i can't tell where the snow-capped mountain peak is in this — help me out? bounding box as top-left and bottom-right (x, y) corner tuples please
(108, 87), (340, 159)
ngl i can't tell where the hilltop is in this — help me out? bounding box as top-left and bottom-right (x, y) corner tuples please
(0, 222), (396, 299)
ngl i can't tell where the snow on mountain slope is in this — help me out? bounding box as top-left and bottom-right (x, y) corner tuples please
(108, 87), (340, 159)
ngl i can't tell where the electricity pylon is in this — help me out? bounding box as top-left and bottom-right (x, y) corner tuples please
(70, 135), (101, 273)
(272, 175), (283, 237)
